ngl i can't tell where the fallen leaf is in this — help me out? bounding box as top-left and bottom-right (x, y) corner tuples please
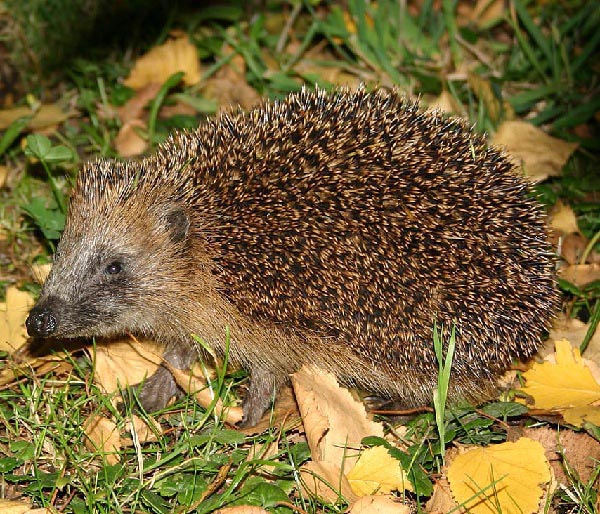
(124, 34), (200, 89)
(0, 286), (35, 353)
(291, 366), (384, 467)
(545, 314), (600, 367)
(521, 339), (600, 411)
(0, 499), (31, 514)
(31, 262), (52, 284)
(114, 119), (148, 157)
(551, 201), (580, 235)
(348, 495), (413, 513)
(125, 414), (163, 444)
(559, 233), (600, 266)
(559, 264), (600, 287)
(428, 91), (463, 115)
(447, 438), (551, 514)
(468, 74), (514, 123)
(169, 364), (244, 425)
(468, 0), (505, 28)
(492, 120), (578, 181)
(346, 445), (413, 495)
(299, 460), (357, 503)
(0, 165), (7, 187)
(561, 405), (600, 427)
(93, 337), (164, 400)
(117, 83), (162, 124)
(524, 425), (600, 486)
(83, 415), (121, 465)
(425, 474), (460, 513)
(202, 45), (260, 110)
(0, 104), (73, 130)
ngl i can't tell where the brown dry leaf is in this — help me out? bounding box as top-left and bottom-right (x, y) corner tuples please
(0, 499), (31, 514)
(547, 314), (600, 362)
(559, 263), (600, 287)
(0, 165), (7, 187)
(447, 438), (551, 514)
(124, 34), (200, 89)
(30, 262), (52, 285)
(524, 426), (600, 487)
(299, 460), (357, 503)
(559, 233), (600, 266)
(202, 45), (260, 111)
(346, 445), (413, 495)
(347, 495), (413, 513)
(0, 286), (35, 353)
(93, 337), (164, 399)
(425, 475), (460, 513)
(125, 414), (163, 444)
(428, 91), (463, 115)
(492, 120), (578, 181)
(291, 366), (384, 467)
(83, 415), (121, 465)
(117, 83), (162, 124)
(114, 119), (148, 157)
(168, 364), (244, 425)
(203, 73), (260, 111)
(468, 0), (505, 28)
(468, 74), (514, 123)
(521, 339), (600, 410)
(0, 103), (73, 130)
(551, 201), (580, 235)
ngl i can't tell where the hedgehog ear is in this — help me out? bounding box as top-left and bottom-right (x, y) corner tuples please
(165, 207), (190, 243)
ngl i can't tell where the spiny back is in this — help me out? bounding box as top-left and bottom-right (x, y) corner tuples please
(148, 87), (558, 386)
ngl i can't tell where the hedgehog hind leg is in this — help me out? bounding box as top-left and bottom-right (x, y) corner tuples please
(240, 366), (286, 427)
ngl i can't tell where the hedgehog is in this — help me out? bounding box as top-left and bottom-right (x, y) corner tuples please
(26, 87), (559, 426)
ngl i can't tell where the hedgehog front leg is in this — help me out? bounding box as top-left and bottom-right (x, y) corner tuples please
(135, 346), (195, 413)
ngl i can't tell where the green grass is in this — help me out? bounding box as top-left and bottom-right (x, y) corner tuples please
(1, 0), (599, 512)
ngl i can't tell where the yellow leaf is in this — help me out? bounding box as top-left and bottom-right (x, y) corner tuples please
(521, 339), (600, 409)
(0, 287), (35, 353)
(492, 121), (578, 182)
(346, 446), (413, 496)
(447, 438), (551, 514)
(124, 35), (200, 89)
(562, 405), (600, 427)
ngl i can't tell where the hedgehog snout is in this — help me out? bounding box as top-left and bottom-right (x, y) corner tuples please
(26, 301), (60, 337)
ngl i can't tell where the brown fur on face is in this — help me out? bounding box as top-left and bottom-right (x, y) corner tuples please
(28, 87), (559, 426)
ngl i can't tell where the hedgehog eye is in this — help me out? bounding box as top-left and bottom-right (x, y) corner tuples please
(105, 261), (123, 275)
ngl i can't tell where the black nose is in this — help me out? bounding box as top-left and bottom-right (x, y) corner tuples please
(26, 306), (58, 337)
